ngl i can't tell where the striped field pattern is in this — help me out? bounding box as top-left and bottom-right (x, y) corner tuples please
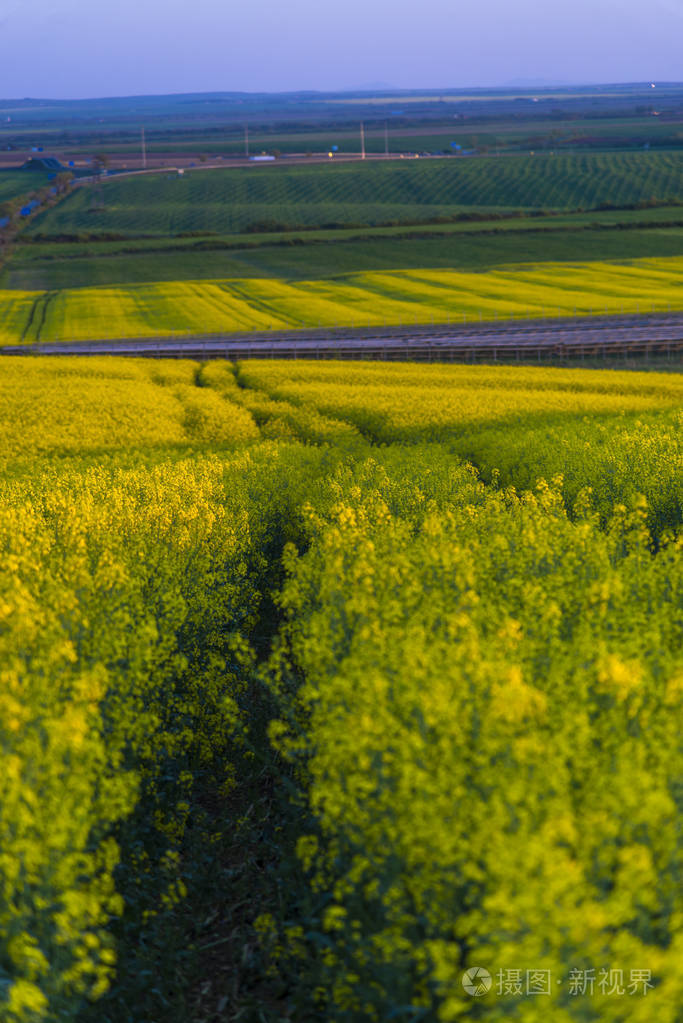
(25, 151), (683, 238)
(3, 256), (683, 343)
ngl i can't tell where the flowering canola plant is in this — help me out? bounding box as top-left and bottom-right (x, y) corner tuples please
(268, 451), (683, 1021)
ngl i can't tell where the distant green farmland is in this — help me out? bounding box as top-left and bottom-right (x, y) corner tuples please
(0, 169), (51, 203)
(75, 115), (683, 157)
(8, 223), (683, 290)
(25, 151), (683, 239)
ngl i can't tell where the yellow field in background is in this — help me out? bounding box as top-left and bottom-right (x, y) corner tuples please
(1, 256), (682, 343)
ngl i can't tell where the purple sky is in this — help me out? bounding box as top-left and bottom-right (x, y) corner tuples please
(5, 0), (683, 98)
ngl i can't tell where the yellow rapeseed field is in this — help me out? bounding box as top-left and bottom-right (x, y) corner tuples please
(0, 357), (259, 458)
(1, 356), (682, 1022)
(2, 255), (683, 342)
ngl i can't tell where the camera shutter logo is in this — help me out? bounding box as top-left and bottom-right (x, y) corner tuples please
(462, 967), (492, 996)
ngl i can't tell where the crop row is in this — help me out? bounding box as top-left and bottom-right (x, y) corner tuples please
(0, 357), (322, 1021)
(237, 359), (683, 538)
(266, 446), (683, 1020)
(0, 458), (266, 1020)
(0, 357), (258, 456)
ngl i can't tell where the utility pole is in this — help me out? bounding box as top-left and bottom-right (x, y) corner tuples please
(141, 127), (147, 170)
(360, 121), (366, 160)
(90, 164), (104, 211)
(384, 121), (389, 157)
(245, 124), (249, 158)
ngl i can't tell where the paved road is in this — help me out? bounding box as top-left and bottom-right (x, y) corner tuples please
(3, 314), (683, 362)
(70, 151), (446, 185)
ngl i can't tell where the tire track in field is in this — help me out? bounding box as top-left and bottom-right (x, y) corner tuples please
(19, 293), (46, 343)
(222, 281), (289, 324)
(188, 281), (288, 330)
(34, 292), (57, 342)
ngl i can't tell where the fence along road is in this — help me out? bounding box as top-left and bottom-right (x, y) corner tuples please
(2, 313), (683, 363)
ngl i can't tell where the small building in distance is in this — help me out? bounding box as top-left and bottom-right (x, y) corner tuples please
(21, 156), (64, 172)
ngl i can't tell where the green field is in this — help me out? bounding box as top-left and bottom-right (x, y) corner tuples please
(1, 357), (682, 1023)
(0, 169), (51, 203)
(25, 152), (683, 239)
(7, 222), (683, 290)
